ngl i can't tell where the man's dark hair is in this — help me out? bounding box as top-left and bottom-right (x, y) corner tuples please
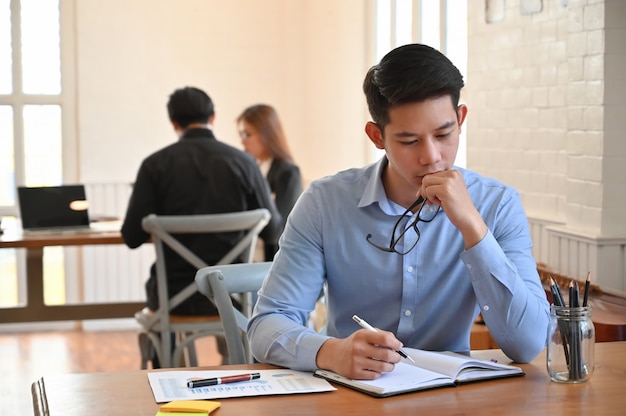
(167, 86), (215, 128)
(363, 44), (464, 130)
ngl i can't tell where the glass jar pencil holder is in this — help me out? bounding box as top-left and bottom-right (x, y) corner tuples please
(546, 305), (595, 383)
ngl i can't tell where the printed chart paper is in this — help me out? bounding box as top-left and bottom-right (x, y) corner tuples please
(148, 369), (336, 402)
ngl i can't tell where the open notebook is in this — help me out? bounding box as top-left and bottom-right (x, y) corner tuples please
(314, 347), (524, 397)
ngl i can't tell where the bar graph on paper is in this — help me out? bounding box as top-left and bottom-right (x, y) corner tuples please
(147, 369), (336, 402)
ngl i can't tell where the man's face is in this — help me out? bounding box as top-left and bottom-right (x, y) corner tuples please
(367, 96), (467, 200)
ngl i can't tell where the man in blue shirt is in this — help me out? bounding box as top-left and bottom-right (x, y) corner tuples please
(248, 44), (550, 380)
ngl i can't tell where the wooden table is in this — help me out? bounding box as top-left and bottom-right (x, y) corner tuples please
(31, 341), (626, 415)
(0, 224), (144, 323)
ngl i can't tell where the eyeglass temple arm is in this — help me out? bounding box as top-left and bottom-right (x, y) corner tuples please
(408, 195), (425, 211)
(390, 196), (425, 240)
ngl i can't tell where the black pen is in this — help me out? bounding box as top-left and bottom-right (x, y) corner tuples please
(550, 276), (566, 307)
(582, 272), (591, 307)
(187, 372), (260, 388)
(550, 277), (570, 366)
(549, 277), (563, 306)
(352, 315), (416, 363)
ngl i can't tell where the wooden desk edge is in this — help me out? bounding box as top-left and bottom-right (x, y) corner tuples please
(0, 232), (124, 249)
(28, 343), (626, 415)
(0, 301), (146, 323)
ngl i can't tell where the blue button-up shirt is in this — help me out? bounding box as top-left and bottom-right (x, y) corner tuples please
(248, 157), (550, 371)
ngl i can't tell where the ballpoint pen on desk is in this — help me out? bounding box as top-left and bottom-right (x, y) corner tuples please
(352, 315), (416, 363)
(187, 372), (261, 388)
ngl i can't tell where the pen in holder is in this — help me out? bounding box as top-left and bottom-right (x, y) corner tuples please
(546, 305), (595, 383)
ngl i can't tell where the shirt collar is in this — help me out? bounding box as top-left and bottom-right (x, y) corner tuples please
(358, 156), (402, 215)
(259, 158), (272, 177)
(180, 127), (215, 140)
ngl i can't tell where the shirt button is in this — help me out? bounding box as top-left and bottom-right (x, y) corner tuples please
(404, 310), (412, 317)
(467, 263), (472, 269)
(407, 266), (413, 273)
(483, 305), (490, 311)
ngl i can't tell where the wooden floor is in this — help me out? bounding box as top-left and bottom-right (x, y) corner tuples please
(0, 329), (221, 415)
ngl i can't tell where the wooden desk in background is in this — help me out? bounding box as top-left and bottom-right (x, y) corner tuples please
(0, 224), (144, 323)
(537, 264), (626, 343)
(31, 342), (626, 416)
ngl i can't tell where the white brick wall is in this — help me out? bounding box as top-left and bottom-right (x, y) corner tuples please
(467, 0), (626, 294)
(468, 0), (570, 219)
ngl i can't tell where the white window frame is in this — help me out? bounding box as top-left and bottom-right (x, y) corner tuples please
(0, 0), (77, 217)
(0, 0), (78, 326)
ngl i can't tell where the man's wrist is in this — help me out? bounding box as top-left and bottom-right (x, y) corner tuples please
(315, 338), (337, 371)
(460, 215), (488, 250)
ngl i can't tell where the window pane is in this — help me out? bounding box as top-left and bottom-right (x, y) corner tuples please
(0, 0), (11, 94)
(0, 246), (18, 307)
(21, 0), (61, 94)
(394, 0), (412, 47)
(420, 0), (440, 50)
(375, 0), (391, 61)
(0, 232), (65, 308)
(445, 0), (468, 77)
(44, 246), (66, 305)
(0, 105), (14, 205)
(445, 0), (467, 168)
(23, 105), (62, 186)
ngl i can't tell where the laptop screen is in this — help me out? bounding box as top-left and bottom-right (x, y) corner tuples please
(17, 185), (90, 230)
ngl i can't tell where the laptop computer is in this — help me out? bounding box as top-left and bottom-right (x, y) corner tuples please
(17, 185), (93, 233)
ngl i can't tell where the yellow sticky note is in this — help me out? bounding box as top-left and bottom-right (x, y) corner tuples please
(159, 400), (221, 414)
(156, 412), (207, 416)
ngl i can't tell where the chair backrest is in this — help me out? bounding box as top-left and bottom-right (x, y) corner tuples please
(195, 262), (272, 364)
(141, 209), (270, 327)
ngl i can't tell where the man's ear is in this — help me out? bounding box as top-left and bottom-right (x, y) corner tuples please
(457, 104), (468, 129)
(365, 122), (385, 150)
(170, 119), (182, 132)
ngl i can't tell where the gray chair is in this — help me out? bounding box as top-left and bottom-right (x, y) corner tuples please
(194, 262), (272, 364)
(135, 209), (270, 368)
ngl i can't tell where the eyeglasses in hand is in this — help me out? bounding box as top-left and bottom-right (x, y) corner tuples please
(366, 196), (440, 255)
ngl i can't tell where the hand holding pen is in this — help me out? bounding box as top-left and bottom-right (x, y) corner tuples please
(352, 315), (415, 363)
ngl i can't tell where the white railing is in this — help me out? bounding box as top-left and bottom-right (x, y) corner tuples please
(80, 183), (153, 330)
(528, 216), (626, 297)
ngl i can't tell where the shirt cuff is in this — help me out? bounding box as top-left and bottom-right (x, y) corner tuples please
(459, 230), (518, 300)
(297, 333), (332, 371)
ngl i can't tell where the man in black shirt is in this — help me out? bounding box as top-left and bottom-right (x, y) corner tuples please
(122, 86), (282, 317)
